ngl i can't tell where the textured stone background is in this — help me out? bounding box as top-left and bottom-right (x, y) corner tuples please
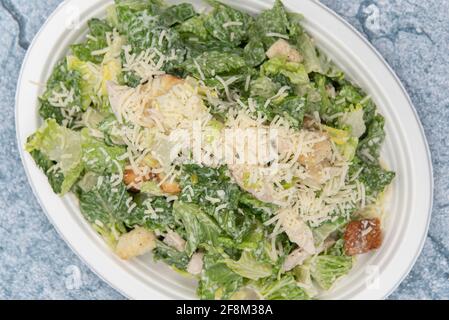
(0, 0), (447, 299)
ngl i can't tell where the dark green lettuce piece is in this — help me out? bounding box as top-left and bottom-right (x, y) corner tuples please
(159, 3), (195, 27)
(203, 0), (253, 46)
(350, 156), (395, 198)
(74, 174), (132, 246)
(39, 60), (83, 127)
(357, 114), (386, 164)
(243, 40), (267, 67)
(71, 19), (113, 64)
(249, 0), (290, 48)
(153, 240), (190, 270)
(197, 253), (244, 300)
(177, 15), (210, 42)
(250, 95), (306, 130)
(179, 165), (253, 241)
(115, 0), (164, 33)
(129, 194), (177, 231)
(29, 149), (65, 194)
(80, 129), (126, 175)
(183, 51), (247, 78)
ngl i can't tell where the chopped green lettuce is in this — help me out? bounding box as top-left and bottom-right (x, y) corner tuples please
(250, 76), (280, 99)
(183, 51), (247, 78)
(357, 114), (386, 164)
(173, 201), (223, 256)
(323, 125), (359, 161)
(26, 119), (83, 194)
(80, 129), (126, 174)
(261, 57), (309, 86)
(350, 157), (395, 198)
(28, 149), (65, 194)
(311, 255), (353, 290)
(198, 253), (243, 300)
(159, 3), (195, 27)
(177, 15), (210, 42)
(249, 0), (290, 48)
(71, 18), (113, 64)
(223, 251), (272, 280)
(74, 174), (132, 246)
(179, 165), (253, 241)
(203, 0), (253, 46)
(251, 274), (309, 300)
(153, 240), (190, 270)
(38, 60), (83, 127)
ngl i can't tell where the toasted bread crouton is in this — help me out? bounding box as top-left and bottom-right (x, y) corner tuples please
(156, 173), (181, 195)
(159, 181), (181, 194)
(344, 218), (382, 256)
(116, 227), (156, 260)
(123, 168), (155, 192)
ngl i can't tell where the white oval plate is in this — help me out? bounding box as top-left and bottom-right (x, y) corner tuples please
(16, 0), (433, 300)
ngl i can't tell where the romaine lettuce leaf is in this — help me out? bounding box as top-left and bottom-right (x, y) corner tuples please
(310, 255), (353, 290)
(153, 240), (190, 270)
(290, 22), (341, 77)
(67, 54), (121, 111)
(251, 274), (309, 300)
(322, 125), (359, 161)
(198, 253), (243, 300)
(203, 0), (253, 46)
(179, 165), (253, 241)
(183, 51), (247, 78)
(350, 156), (395, 198)
(80, 129), (126, 174)
(172, 201), (223, 256)
(357, 114), (386, 164)
(28, 149), (65, 194)
(243, 40), (267, 67)
(250, 76), (280, 99)
(312, 217), (347, 248)
(261, 56), (309, 86)
(159, 3), (195, 27)
(223, 251), (272, 280)
(74, 174), (131, 247)
(26, 119), (83, 194)
(249, 0), (290, 48)
(251, 95), (306, 130)
(177, 15), (210, 42)
(39, 60), (83, 127)
(71, 18), (113, 64)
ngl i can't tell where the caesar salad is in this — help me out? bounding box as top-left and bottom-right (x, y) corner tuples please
(26, 0), (395, 300)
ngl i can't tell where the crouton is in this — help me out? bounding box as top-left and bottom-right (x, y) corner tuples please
(344, 218), (382, 256)
(116, 227), (156, 260)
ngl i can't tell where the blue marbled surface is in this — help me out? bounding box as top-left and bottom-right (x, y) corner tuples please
(0, 0), (447, 300)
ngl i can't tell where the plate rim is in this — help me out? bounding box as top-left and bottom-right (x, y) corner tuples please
(15, 0), (434, 300)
